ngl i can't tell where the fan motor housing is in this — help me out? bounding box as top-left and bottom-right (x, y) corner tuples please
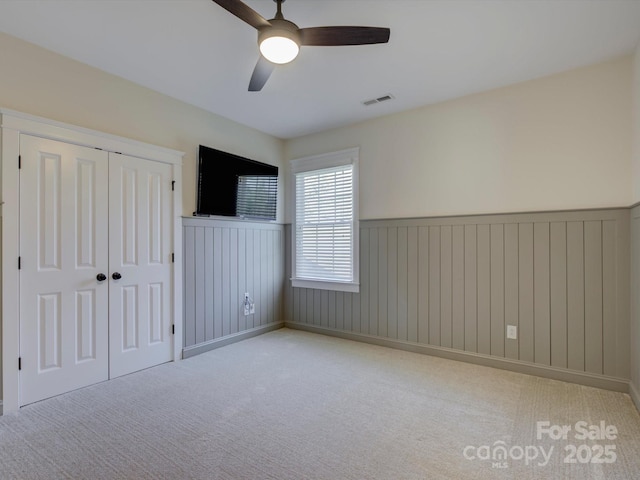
(258, 18), (301, 47)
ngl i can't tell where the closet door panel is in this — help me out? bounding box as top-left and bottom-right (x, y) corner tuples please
(109, 153), (173, 378)
(19, 135), (109, 406)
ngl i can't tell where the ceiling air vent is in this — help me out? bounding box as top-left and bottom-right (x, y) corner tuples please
(362, 94), (395, 106)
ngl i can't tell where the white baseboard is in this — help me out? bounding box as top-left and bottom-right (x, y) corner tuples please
(286, 322), (630, 393)
(182, 322), (284, 359)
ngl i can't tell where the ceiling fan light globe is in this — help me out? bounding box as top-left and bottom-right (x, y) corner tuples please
(260, 36), (299, 64)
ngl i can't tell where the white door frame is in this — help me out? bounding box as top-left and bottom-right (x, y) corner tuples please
(1, 109), (184, 413)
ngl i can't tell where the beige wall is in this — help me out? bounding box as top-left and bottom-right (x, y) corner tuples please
(0, 32), (285, 220)
(633, 45), (640, 203)
(0, 30), (631, 240)
(631, 43), (640, 409)
(285, 56), (633, 222)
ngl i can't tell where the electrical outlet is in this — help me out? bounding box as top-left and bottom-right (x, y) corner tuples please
(243, 303), (251, 316)
(249, 303), (255, 315)
(507, 325), (517, 340)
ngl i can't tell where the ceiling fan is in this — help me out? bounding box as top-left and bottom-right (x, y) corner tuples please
(212, 0), (391, 91)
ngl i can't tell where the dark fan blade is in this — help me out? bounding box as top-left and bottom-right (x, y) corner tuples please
(212, 0), (271, 29)
(248, 57), (275, 91)
(299, 26), (390, 46)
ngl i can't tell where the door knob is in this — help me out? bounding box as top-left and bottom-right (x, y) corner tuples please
(112, 272), (122, 280)
(96, 273), (107, 282)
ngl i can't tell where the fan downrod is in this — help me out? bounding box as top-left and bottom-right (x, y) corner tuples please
(273, 0), (285, 20)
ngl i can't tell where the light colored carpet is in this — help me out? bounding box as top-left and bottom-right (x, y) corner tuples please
(0, 328), (639, 479)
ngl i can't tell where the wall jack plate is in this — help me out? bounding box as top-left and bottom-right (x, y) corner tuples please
(244, 293), (254, 316)
(507, 325), (517, 340)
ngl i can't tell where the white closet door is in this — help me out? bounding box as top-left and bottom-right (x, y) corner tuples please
(108, 153), (173, 378)
(19, 135), (109, 406)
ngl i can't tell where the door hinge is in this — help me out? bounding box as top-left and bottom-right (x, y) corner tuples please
(171, 180), (176, 191)
(18, 155), (21, 169)
(172, 325), (175, 335)
(18, 256), (21, 269)
(18, 357), (22, 371)
(172, 253), (175, 263)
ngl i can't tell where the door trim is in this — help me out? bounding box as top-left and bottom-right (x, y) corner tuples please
(1, 109), (184, 413)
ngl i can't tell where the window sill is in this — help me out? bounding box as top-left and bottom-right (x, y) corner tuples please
(291, 278), (360, 293)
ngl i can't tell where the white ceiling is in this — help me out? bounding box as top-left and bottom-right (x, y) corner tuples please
(1, 0), (639, 139)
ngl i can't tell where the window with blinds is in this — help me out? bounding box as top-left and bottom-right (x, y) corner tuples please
(236, 175), (278, 220)
(291, 148), (359, 293)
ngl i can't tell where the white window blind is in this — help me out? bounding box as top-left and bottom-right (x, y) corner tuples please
(291, 147), (359, 292)
(295, 165), (354, 282)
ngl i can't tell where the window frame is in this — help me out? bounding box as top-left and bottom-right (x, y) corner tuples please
(290, 147), (359, 293)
